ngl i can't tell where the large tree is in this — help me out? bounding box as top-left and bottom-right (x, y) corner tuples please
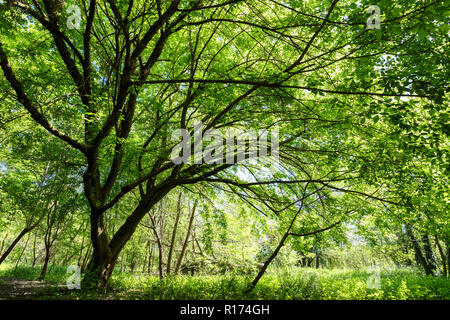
(0, 0), (447, 288)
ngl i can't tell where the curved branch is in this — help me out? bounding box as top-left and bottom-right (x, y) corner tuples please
(0, 43), (87, 154)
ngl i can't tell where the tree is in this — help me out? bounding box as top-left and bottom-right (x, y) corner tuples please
(0, 0), (447, 288)
(39, 177), (81, 279)
(0, 163), (50, 265)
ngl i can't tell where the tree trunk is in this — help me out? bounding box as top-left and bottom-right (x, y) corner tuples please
(39, 233), (53, 280)
(81, 211), (114, 290)
(447, 244), (450, 278)
(81, 184), (172, 289)
(175, 199), (197, 274)
(407, 227), (434, 275)
(0, 227), (30, 265)
(32, 234), (38, 267)
(40, 206), (56, 280)
(434, 235), (447, 276)
(82, 198), (159, 288)
(40, 246), (51, 279)
(251, 233), (289, 290)
(166, 192), (183, 275)
(249, 217), (340, 291)
(147, 239), (153, 274)
(422, 234), (436, 273)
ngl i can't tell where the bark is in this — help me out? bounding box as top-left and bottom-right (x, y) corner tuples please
(0, 227), (30, 265)
(447, 244), (450, 278)
(32, 234), (38, 267)
(40, 206), (55, 280)
(81, 211), (114, 289)
(156, 241), (164, 278)
(434, 235), (447, 276)
(83, 188), (172, 289)
(251, 232), (290, 290)
(407, 227), (434, 275)
(39, 230), (55, 280)
(40, 247), (51, 279)
(175, 199), (197, 274)
(147, 210), (165, 279)
(422, 235), (436, 273)
(166, 192), (183, 275)
(82, 188), (171, 289)
(146, 239), (153, 273)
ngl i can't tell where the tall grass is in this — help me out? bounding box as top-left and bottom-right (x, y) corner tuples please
(0, 263), (68, 284)
(1, 263), (449, 300)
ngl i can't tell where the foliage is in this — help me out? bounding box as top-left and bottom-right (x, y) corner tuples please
(0, 0), (448, 295)
(1, 263), (449, 300)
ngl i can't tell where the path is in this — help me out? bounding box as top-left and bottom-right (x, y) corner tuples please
(0, 278), (68, 300)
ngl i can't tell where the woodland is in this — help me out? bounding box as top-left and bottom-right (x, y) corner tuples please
(0, 0), (448, 300)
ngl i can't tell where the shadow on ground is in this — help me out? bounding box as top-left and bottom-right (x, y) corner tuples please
(0, 278), (70, 300)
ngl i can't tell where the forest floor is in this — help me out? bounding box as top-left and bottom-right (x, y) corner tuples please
(0, 277), (68, 300)
(0, 277), (120, 300)
(0, 265), (449, 300)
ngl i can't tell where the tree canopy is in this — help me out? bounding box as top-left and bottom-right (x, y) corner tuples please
(0, 0), (448, 289)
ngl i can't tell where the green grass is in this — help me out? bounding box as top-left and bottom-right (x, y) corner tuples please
(0, 264), (68, 284)
(1, 264), (449, 300)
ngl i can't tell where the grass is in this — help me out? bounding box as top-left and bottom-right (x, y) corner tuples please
(1, 264), (449, 300)
(0, 264), (68, 284)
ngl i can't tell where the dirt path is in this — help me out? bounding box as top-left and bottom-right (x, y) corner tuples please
(0, 278), (69, 300)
